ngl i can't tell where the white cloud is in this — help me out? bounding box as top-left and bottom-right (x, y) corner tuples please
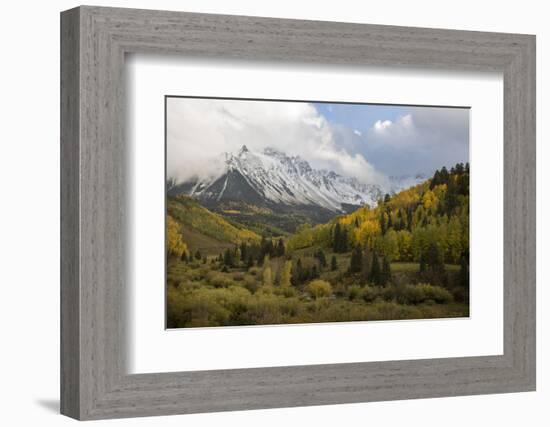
(374, 119), (393, 133)
(373, 115), (414, 139)
(167, 98), (386, 185)
(361, 108), (469, 176)
(353, 129), (362, 136)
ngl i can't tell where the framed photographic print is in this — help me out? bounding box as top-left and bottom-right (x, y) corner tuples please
(61, 6), (536, 420)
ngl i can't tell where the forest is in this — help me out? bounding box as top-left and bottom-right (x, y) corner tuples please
(166, 164), (470, 328)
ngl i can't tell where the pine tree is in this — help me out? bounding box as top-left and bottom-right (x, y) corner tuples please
(276, 238), (285, 257)
(419, 252), (427, 273)
(316, 249), (327, 268)
(440, 166), (449, 184)
(311, 265), (319, 279)
(340, 228), (349, 252)
(381, 256), (391, 285)
(293, 258), (305, 285)
(330, 255), (338, 271)
(333, 223), (342, 252)
(380, 212), (387, 235)
(446, 177), (459, 215)
(427, 242), (444, 273)
(195, 250), (201, 260)
(180, 251), (187, 262)
(430, 169), (441, 189)
(349, 245), (363, 274)
(459, 251), (469, 288)
(240, 242), (247, 262)
(223, 248), (234, 267)
(370, 252), (382, 285)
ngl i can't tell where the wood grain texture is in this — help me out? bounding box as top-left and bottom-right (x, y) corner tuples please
(60, 5), (536, 420)
(60, 7), (80, 419)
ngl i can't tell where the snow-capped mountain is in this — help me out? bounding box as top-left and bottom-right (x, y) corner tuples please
(168, 146), (425, 213)
(169, 145), (381, 212)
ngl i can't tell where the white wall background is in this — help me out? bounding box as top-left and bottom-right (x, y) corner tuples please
(0, 0), (546, 425)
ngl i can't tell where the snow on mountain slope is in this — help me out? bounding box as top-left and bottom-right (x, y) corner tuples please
(169, 146), (424, 213)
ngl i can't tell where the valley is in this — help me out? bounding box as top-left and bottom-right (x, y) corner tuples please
(166, 162), (470, 328)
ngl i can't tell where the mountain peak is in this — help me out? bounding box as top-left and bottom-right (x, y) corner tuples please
(238, 145), (249, 155)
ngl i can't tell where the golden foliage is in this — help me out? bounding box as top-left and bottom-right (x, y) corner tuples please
(166, 214), (188, 257)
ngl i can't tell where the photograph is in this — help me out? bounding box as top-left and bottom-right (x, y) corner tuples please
(165, 97), (470, 328)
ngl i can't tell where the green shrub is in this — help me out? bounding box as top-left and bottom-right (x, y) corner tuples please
(206, 271), (237, 288)
(243, 275), (259, 294)
(347, 285), (362, 301)
(306, 280), (332, 299)
(232, 272), (245, 281)
(416, 283), (454, 304)
(361, 286), (379, 303)
(274, 286), (298, 298)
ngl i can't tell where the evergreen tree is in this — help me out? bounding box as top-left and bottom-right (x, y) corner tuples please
(332, 223), (349, 253)
(406, 207), (413, 231)
(195, 250), (201, 260)
(180, 251), (187, 262)
(333, 223), (342, 252)
(276, 238), (285, 257)
(223, 248), (234, 267)
(349, 245), (363, 274)
(311, 265), (319, 279)
(240, 242), (247, 262)
(446, 177), (459, 214)
(430, 169), (441, 189)
(440, 166), (449, 184)
(459, 250), (469, 288)
(370, 252), (382, 285)
(340, 228), (349, 252)
(384, 193), (391, 203)
(315, 249), (327, 268)
(380, 212), (387, 235)
(381, 256), (391, 285)
(330, 255), (338, 271)
(419, 251), (427, 273)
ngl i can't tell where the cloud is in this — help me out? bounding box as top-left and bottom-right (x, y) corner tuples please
(359, 107), (469, 176)
(167, 98), (386, 185)
(353, 129), (362, 136)
(373, 119), (393, 133)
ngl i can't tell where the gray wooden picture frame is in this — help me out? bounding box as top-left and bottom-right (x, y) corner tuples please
(60, 5), (536, 421)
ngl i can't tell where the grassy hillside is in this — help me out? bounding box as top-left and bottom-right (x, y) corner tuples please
(168, 196), (261, 255)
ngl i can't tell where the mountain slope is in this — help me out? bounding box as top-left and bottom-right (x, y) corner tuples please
(168, 196), (260, 253)
(168, 145), (386, 213)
